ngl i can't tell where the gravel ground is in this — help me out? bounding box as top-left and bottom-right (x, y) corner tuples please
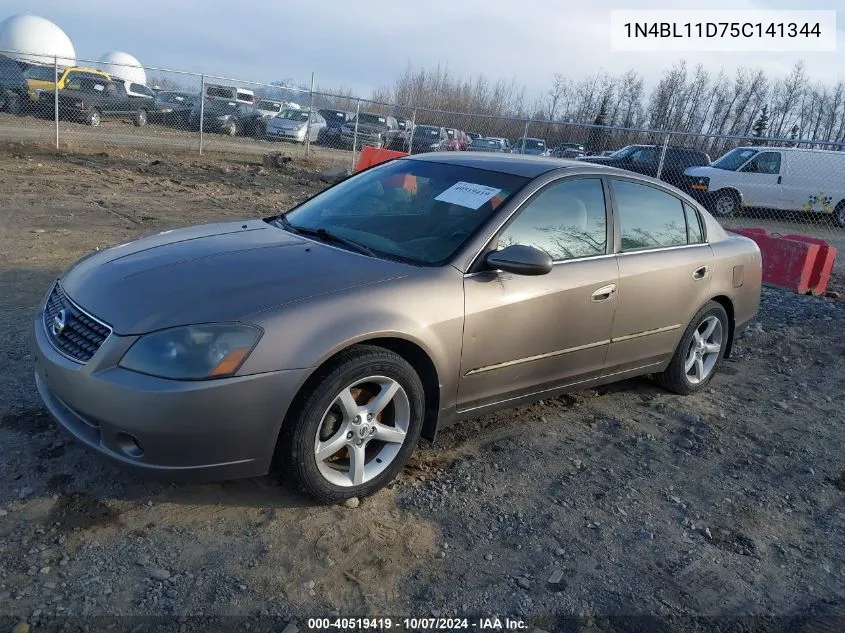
(0, 144), (843, 633)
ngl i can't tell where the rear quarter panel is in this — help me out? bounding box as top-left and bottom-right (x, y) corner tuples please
(709, 233), (762, 333)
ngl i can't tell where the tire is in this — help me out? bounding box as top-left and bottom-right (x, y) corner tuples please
(6, 93), (22, 116)
(225, 122), (236, 136)
(712, 190), (740, 217)
(86, 108), (101, 127)
(279, 345), (425, 503)
(834, 201), (845, 229)
(134, 109), (147, 127)
(655, 301), (729, 395)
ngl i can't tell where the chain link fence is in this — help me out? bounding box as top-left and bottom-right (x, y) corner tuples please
(1, 48), (844, 246)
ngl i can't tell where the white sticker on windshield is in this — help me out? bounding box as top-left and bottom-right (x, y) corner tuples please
(435, 182), (502, 209)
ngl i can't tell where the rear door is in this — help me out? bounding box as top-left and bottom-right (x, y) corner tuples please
(605, 177), (713, 373)
(458, 176), (618, 411)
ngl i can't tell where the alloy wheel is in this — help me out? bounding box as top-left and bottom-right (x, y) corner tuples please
(684, 315), (723, 384)
(314, 376), (410, 487)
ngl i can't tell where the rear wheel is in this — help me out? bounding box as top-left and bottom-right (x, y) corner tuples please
(655, 301), (729, 395)
(712, 190), (740, 217)
(834, 201), (845, 228)
(6, 93), (22, 115)
(279, 345), (425, 503)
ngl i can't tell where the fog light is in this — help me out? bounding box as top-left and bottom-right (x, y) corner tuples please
(115, 432), (144, 458)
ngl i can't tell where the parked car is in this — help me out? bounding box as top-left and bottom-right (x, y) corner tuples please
(339, 112), (402, 150)
(254, 99), (285, 120)
(405, 124), (448, 154)
(683, 146), (845, 227)
(36, 75), (150, 126)
(24, 65), (111, 102)
(578, 145), (711, 189)
(444, 128), (469, 151)
(188, 100), (265, 137)
(466, 132), (482, 141)
(266, 109), (326, 144)
(465, 137), (508, 152)
(316, 108), (353, 147)
(487, 137), (512, 152)
(150, 91), (198, 127)
(31, 153), (762, 503)
(204, 83), (254, 106)
(551, 143), (585, 158)
(0, 54), (27, 115)
(109, 77), (155, 119)
(512, 138), (549, 155)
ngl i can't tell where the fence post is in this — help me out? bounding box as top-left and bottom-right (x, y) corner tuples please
(407, 108), (416, 153)
(53, 55), (59, 150)
(198, 75), (205, 155)
(305, 72), (315, 156)
(521, 119), (531, 152)
(656, 132), (670, 180)
(351, 98), (361, 170)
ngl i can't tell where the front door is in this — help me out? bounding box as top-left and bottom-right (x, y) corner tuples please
(604, 178), (714, 373)
(734, 151), (784, 210)
(459, 177), (618, 412)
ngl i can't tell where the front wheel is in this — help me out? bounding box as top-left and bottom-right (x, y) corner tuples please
(655, 301), (729, 395)
(279, 345), (425, 503)
(86, 108), (101, 127)
(134, 109), (147, 127)
(712, 191), (739, 217)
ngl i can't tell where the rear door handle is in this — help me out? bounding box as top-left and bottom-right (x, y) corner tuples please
(592, 284), (617, 302)
(693, 266), (708, 280)
(777, 175), (782, 184)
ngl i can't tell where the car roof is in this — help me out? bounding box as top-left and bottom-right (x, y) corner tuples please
(404, 152), (584, 177)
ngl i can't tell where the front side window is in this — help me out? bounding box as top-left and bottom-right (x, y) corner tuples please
(712, 148), (758, 171)
(742, 151), (781, 174)
(280, 159), (529, 265)
(497, 178), (608, 261)
(629, 147), (658, 164)
(611, 180), (688, 251)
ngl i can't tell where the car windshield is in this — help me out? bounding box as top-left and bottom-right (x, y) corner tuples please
(471, 139), (500, 149)
(356, 113), (388, 126)
(321, 110), (346, 119)
(207, 101), (239, 113)
(415, 126), (440, 136)
(610, 146), (642, 159)
(257, 100), (282, 112)
(711, 148), (759, 171)
(519, 139), (545, 150)
(279, 109), (310, 121)
(278, 159), (529, 265)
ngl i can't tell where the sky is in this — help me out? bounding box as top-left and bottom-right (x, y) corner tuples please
(1, 0), (843, 100)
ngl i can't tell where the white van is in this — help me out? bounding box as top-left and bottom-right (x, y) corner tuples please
(204, 83), (255, 106)
(683, 146), (845, 227)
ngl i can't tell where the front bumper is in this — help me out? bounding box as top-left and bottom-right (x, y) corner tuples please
(267, 124), (306, 140)
(32, 310), (309, 482)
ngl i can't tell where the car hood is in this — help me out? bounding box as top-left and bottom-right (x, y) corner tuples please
(684, 166), (716, 177)
(269, 118), (306, 129)
(351, 124), (387, 135)
(60, 220), (412, 335)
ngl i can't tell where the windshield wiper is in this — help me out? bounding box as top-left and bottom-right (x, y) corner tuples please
(272, 215), (375, 257)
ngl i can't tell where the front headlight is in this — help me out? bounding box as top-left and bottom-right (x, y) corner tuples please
(119, 323), (262, 380)
(216, 115), (230, 122)
(293, 124), (306, 131)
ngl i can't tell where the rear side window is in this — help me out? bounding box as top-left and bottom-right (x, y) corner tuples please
(498, 178), (608, 261)
(684, 203), (705, 243)
(611, 179), (688, 251)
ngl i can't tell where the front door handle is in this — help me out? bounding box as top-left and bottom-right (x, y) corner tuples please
(777, 175), (782, 184)
(592, 284), (617, 302)
(693, 266), (708, 280)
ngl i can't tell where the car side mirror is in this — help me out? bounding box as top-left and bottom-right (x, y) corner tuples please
(485, 244), (553, 276)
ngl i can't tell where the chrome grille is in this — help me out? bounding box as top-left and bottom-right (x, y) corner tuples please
(43, 284), (112, 363)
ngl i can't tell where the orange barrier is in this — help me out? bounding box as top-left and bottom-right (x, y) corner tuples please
(353, 145), (408, 173)
(780, 234), (838, 295)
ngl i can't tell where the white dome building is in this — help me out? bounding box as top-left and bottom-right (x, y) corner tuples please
(0, 14), (76, 67)
(98, 51), (146, 85)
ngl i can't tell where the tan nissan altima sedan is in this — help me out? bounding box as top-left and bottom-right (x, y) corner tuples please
(32, 153), (762, 502)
